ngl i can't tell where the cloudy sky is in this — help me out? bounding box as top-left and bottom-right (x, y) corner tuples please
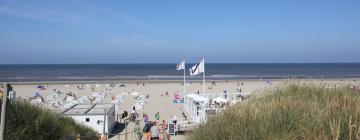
(0, 0), (359, 64)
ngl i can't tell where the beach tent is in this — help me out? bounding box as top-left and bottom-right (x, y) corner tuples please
(121, 91), (130, 95)
(37, 85), (46, 90)
(56, 100), (63, 105)
(33, 93), (41, 97)
(91, 92), (101, 97)
(65, 96), (75, 102)
(138, 95), (146, 100)
(131, 91), (139, 96)
(213, 96), (228, 103)
(46, 95), (54, 100)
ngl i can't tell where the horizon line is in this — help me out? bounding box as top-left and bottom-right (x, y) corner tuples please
(1, 62), (360, 65)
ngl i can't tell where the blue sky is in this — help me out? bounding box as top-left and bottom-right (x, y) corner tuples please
(0, 0), (359, 64)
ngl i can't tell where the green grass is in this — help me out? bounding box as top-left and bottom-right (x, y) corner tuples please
(0, 100), (97, 140)
(188, 83), (360, 140)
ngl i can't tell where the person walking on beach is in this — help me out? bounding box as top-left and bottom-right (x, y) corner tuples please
(150, 122), (160, 140)
(131, 106), (137, 121)
(144, 114), (149, 124)
(134, 121), (142, 140)
(143, 121), (152, 140)
(171, 115), (177, 125)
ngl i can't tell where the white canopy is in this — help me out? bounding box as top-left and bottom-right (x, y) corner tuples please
(131, 91), (139, 96)
(213, 96), (228, 103)
(91, 92), (101, 97)
(185, 94), (209, 102)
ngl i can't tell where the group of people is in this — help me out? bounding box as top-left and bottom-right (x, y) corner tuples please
(132, 112), (172, 140)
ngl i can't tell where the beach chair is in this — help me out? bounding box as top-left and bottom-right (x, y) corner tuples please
(180, 98), (184, 103)
(173, 99), (178, 104)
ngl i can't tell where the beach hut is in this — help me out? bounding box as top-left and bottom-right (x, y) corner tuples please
(184, 94), (209, 123)
(61, 104), (116, 134)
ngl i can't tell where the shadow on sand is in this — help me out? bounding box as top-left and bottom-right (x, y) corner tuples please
(108, 122), (127, 138)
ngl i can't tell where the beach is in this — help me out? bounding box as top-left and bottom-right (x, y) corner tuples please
(2, 78), (359, 139)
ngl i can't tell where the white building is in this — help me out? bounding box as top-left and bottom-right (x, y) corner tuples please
(184, 94), (209, 123)
(61, 104), (116, 134)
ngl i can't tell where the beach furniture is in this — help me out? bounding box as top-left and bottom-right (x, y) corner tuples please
(46, 95), (54, 100)
(180, 98), (184, 103)
(29, 96), (43, 105)
(91, 92), (100, 97)
(65, 96), (75, 102)
(37, 85), (46, 90)
(131, 91), (139, 96)
(56, 100), (63, 105)
(212, 96), (228, 103)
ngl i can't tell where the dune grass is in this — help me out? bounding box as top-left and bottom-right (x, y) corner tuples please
(188, 83), (360, 140)
(0, 100), (97, 140)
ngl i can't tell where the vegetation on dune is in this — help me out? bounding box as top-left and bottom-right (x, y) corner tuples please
(0, 100), (97, 140)
(188, 83), (360, 140)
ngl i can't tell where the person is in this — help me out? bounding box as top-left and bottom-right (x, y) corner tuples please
(122, 110), (128, 119)
(143, 121), (152, 140)
(150, 121), (160, 140)
(155, 112), (160, 122)
(144, 114), (149, 124)
(161, 120), (168, 130)
(131, 106), (137, 121)
(171, 115), (177, 125)
(134, 121), (142, 140)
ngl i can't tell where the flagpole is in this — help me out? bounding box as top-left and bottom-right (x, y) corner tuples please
(203, 58), (205, 96)
(183, 60), (186, 110)
(183, 60), (186, 96)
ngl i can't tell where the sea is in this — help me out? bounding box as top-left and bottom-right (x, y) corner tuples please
(1, 63), (360, 82)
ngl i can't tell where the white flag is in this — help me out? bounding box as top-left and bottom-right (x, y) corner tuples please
(189, 59), (204, 76)
(176, 60), (185, 70)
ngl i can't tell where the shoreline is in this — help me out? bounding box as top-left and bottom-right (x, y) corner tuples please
(2, 77), (360, 85)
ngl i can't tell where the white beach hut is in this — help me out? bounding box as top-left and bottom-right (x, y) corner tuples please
(62, 104), (116, 134)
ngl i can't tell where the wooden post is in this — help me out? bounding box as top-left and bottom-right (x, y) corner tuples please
(103, 108), (107, 140)
(0, 83), (8, 140)
(125, 119), (128, 140)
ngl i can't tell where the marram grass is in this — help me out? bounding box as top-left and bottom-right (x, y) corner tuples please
(0, 100), (97, 140)
(188, 83), (360, 140)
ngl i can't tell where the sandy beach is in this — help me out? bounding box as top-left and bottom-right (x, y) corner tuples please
(2, 78), (359, 140)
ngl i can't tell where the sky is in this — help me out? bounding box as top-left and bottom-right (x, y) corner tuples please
(0, 0), (359, 64)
